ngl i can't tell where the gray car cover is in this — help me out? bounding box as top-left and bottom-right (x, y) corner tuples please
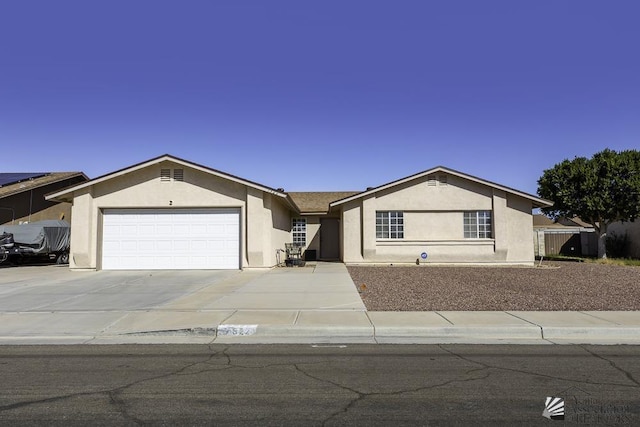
(0, 220), (70, 254)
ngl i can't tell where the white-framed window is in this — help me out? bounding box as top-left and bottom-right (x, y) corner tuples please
(463, 211), (492, 238)
(292, 218), (306, 246)
(376, 211), (404, 239)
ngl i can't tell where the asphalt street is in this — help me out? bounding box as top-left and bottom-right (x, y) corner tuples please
(0, 344), (639, 426)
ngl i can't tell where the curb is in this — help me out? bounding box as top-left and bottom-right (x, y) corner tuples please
(216, 324), (375, 341)
(373, 325), (542, 340)
(542, 326), (640, 343)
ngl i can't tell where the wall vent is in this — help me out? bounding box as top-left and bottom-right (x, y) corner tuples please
(173, 169), (184, 181)
(160, 169), (171, 182)
(427, 174), (447, 186)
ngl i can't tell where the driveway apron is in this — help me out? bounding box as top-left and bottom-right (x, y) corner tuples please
(163, 262), (366, 311)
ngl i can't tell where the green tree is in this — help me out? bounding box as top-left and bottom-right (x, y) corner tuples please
(537, 149), (640, 258)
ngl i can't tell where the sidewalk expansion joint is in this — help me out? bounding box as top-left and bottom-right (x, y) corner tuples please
(503, 312), (545, 339)
(434, 312), (455, 325)
(580, 311), (622, 325)
(364, 312), (378, 342)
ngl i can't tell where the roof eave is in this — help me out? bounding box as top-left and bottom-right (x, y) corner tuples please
(45, 155), (288, 202)
(330, 166), (554, 208)
(1, 172), (87, 201)
(298, 211), (330, 216)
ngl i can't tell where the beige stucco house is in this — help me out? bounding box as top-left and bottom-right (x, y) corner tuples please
(47, 154), (552, 270)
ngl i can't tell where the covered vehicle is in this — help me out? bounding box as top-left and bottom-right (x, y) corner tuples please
(0, 220), (70, 264)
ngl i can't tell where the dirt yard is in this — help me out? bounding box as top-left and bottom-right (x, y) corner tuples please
(347, 262), (640, 311)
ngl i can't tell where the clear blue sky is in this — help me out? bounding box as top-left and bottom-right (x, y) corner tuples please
(2, 1), (639, 194)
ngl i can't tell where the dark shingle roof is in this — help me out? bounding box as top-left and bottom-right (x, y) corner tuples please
(288, 192), (359, 214)
(533, 214), (557, 227)
(0, 172), (87, 199)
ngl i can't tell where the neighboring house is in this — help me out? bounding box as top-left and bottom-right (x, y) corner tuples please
(46, 154), (552, 270)
(0, 172), (88, 225)
(533, 214), (596, 257)
(556, 216), (594, 228)
(608, 220), (640, 259)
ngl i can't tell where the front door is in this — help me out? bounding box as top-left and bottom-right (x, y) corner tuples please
(320, 218), (340, 260)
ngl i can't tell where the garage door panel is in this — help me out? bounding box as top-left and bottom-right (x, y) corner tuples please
(121, 240), (139, 252)
(190, 240), (207, 251)
(102, 209), (240, 270)
(139, 225), (155, 234)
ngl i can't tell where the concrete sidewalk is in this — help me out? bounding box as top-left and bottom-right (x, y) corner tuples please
(1, 263), (639, 345)
(1, 309), (639, 345)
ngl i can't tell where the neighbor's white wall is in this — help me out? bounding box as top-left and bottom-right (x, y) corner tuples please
(609, 220), (640, 259)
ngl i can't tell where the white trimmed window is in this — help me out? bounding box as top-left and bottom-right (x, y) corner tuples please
(292, 218), (306, 246)
(463, 211), (492, 238)
(376, 211), (404, 239)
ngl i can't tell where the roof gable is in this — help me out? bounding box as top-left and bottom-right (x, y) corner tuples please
(329, 166), (553, 208)
(46, 154), (289, 202)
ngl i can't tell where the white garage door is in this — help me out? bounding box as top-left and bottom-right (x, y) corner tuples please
(102, 209), (240, 270)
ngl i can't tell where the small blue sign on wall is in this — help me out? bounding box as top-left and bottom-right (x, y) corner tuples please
(421, 252), (428, 260)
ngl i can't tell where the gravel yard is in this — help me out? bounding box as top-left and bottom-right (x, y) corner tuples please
(347, 262), (640, 311)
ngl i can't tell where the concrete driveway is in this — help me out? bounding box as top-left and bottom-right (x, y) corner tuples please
(0, 266), (239, 312)
(0, 262), (366, 342)
(0, 263), (364, 312)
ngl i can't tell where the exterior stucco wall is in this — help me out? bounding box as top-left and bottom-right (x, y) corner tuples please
(69, 188), (95, 269)
(68, 161), (292, 270)
(505, 193), (535, 262)
(269, 194), (294, 265)
(609, 220), (640, 259)
(341, 200), (363, 263)
(339, 174), (535, 265)
(302, 216), (321, 256)
(373, 175), (493, 210)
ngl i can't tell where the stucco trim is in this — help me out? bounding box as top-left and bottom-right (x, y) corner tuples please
(329, 166), (553, 208)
